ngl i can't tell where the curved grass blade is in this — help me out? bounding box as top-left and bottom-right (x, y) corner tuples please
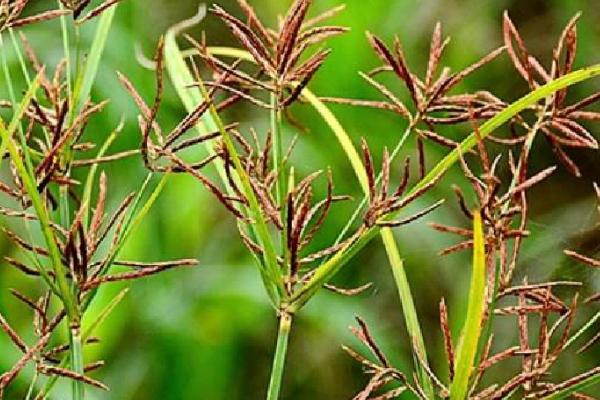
(300, 87), (434, 399)
(540, 367), (600, 399)
(164, 10), (283, 304)
(0, 73), (77, 317)
(449, 210), (485, 400)
(71, 3), (118, 119)
(290, 62), (600, 309)
(298, 90), (369, 190)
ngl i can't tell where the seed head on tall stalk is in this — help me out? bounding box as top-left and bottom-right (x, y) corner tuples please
(0, 3), (196, 399)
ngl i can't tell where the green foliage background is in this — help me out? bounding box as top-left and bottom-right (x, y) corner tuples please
(1, 0), (599, 398)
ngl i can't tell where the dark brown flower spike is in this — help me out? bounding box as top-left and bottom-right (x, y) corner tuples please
(504, 12), (600, 176)
(323, 23), (506, 175)
(344, 317), (427, 399)
(331, 25), (506, 127)
(0, 0), (70, 33)
(75, 0), (122, 24)
(0, 39), (198, 392)
(439, 298), (455, 381)
(204, 0), (347, 108)
(59, 0), (122, 20)
(360, 139), (441, 228)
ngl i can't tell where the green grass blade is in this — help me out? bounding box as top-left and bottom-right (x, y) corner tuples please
(82, 120), (123, 229)
(84, 288), (129, 339)
(0, 74), (78, 321)
(71, 3), (118, 119)
(541, 367), (600, 399)
(380, 228), (434, 398)
(301, 87), (434, 398)
(290, 63), (600, 310)
(565, 311), (600, 350)
(164, 12), (283, 303)
(299, 90), (369, 191)
(450, 210), (486, 400)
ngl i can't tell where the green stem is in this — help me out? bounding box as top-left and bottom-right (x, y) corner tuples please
(58, 0), (73, 97)
(381, 228), (434, 398)
(290, 63), (600, 310)
(8, 28), (30, 83)
(69, 327), (85, 400)
(266, 313), (292, 400)
(270, 93), (285, 205)
(0, 79), (76, 314)
(270, 93), (287, 255)
(25, 370), (38, 400)
(199, 83), (284, 301)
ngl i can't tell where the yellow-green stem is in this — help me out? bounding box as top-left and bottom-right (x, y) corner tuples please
(69, 327), (85, 400)
(270, 93), (287, 256)
(266, 313), (292, 400)
(381, 228), (434, 397)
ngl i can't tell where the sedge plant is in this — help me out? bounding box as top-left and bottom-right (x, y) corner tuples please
(1, 1), (600, 400)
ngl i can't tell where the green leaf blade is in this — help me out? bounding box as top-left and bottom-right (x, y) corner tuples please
(450, 210), (486, 400)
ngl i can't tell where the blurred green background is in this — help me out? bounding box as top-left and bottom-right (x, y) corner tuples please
(1, 0), (600, 398)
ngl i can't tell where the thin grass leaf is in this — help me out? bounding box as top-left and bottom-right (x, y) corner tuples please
(540, 367), (600, 399)
(84, 288), (129, 338)
(82, 120), (123, 229)
(36, 288), (130, 398)
(71, 3), (117, 119)
(564, 310), (600, 350)
(380, 228), (435, 398)
(165, 12), (283, 304)
(0, 74), (78, 319)
(290, 62), (600, 310)
(449, 210), (486, 400)
(297, 89), (370, 191)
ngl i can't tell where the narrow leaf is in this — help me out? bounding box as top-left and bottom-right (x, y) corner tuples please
(450, 210), (486, 400)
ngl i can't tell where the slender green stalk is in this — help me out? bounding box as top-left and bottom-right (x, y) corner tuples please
(0, 34), (18, 107)
(58, 0), (73, 97)
(297, 88), (370, 191)
(37, 289), (130, 398)
(565, 310), (600, 350)
(0, 77), (76, 313)
(270, 94), (285, 206)
(381, 228), (434, 398)
(266, 313), (293, 400)
(164, 27), (281, 305)
(290, 62), (600, 310)
(270, 93), (287, 257)
(8, 28), (30, 83)
(25, 370), (38, 400)
(70, 3), (117, 120)
(69, 327), (85, 400)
